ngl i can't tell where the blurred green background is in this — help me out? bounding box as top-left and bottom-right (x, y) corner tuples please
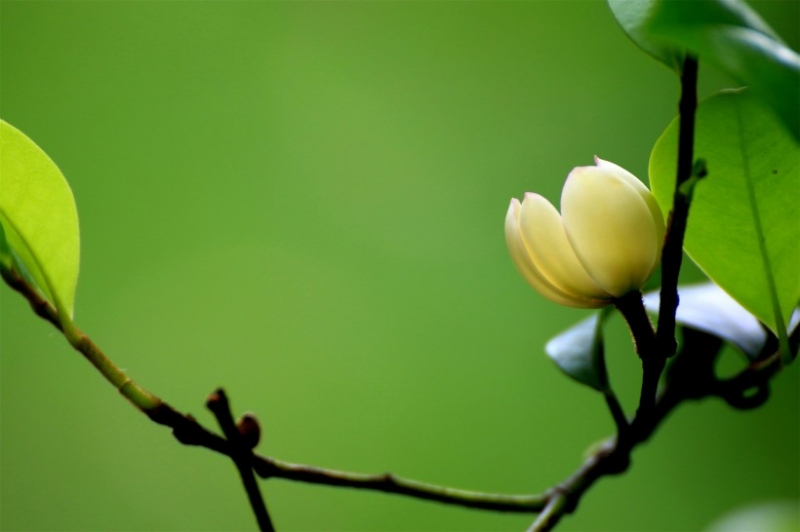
(1, 1), (798, 531)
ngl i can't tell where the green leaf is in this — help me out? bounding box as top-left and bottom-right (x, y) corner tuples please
(0, 120), (80, 323)
(649, 1), (800, 141)
(607, 0), (684, 72)
(545, 308), (612, 392)
(643, 282), (768, 359)
(608, 0), (800, 141)
(0, 218), (12, 269)
(649, 90), (799, 357)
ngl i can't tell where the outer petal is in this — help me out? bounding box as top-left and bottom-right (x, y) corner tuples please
(561, 167), (659, 297)
(595, 157), (666, 270)
(505, 199), (604, 308)
(518, 193), (610, 302)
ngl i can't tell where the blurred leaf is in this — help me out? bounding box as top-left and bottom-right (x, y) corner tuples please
(607, 0), (684, 72)
(643, 282), (767, 359)
(706, 500), (799, 532)
(0, 120), (80, 322)
(649, 90), (799, 356)
(545, 308), (612, 391)
(646, 0), (800, 141)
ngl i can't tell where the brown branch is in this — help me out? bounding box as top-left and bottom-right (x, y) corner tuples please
(614, 291), (660, 418)
(1, 262), (550, 515)
(252, 458), (548, 513)
(521, 328), (727, 531)
(603, 390), (628, 436)
(151, 402), (552, 512)
(520, 324), (795, 531)
(656, 54), (699, 359)
(151, 404), (550, 512)
(207, 390), (275, 532)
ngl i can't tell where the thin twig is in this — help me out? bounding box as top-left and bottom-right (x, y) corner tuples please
(1, 265), (62, 330)
(522, 329), (739, 532)
(0, 265), (159, 409)
(1, 262), (551, 514)
(252, 458), (549, 513)
(148, 400), (551, 513)
(603, 390), (628, 435)
(614, 291), (660, 417)
(527, 493), (567, 532)
(614, 291), (657, 360)
(656, 55), (699, 359)
(207, 389), (275, 532)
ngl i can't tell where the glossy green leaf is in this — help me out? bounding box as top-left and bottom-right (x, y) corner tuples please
(545, 308), (612, 392)
(609, 0), (800, 140)
(0, 120), (80, 322)
(649, 90), (799, 355)
(607, 0), (683, 72)
(648, 0), (800, 141)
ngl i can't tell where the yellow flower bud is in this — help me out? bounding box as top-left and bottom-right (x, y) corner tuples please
(505, 157), (665, 308)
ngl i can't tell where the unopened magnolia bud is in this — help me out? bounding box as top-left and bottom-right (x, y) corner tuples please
(505, 157), (665, 308)
(236, 412), (261, 449)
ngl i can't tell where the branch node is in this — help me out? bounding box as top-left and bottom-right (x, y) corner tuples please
(237, 413), (262, 450)
(207, 388), (275, 532)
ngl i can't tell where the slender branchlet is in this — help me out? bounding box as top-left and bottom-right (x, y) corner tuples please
(207, 390), (275, 532)
(656, 55), (699, 359)
(614, 291), (660, 417)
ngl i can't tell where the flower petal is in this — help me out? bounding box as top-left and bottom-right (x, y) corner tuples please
(561, 167), (659, 297)
(518, 193), (610, 301)
(595, 156), (666, 270)
(505, 199), (604, 308)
